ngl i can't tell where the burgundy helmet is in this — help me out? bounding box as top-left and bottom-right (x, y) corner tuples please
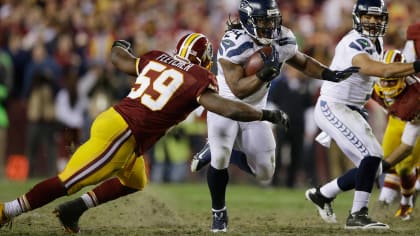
(175, 33), (213, 70)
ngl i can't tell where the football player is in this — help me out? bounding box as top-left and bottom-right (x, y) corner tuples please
(305, 0), (420, 229)
(375, 49), (420, 220)
(198, 0), (359, 232)
(0, 32), (288, 233)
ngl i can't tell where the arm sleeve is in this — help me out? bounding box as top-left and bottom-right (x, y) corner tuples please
(401, 121), (420, 146)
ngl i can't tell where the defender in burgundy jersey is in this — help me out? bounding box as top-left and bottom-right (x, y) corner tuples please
(0, 33), (288, 233)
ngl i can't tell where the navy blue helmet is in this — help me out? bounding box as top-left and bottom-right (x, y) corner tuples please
(352, 0), (388, 38)
(239, 0), (282, 45)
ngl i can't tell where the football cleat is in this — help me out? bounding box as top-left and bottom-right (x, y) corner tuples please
(394, 204), (413, 221)
(345, 207), (389, 229)
(190, 142), (211, 172)
(0, 203), (12, 229)
(53, 198), (87, 233)
(211, 208), (228, 233)
(305, 187), (337, 223)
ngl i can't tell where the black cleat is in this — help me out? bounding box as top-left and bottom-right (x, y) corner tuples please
(211, 208), (228, 233)
(345, 207), (389, 229)
(53, 198), (87, 233)
(191, 142), (211, 172)
(305, 187), (337, 223)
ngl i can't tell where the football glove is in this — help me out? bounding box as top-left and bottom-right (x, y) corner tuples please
(381, 160), (392, 173)
(261, 109), (289, 131)
(112, 40), (134, 55)
(256, 46), (281, 82)
(322, 66), (360, 82)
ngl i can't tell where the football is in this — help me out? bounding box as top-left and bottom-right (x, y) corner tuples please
(243, 47), (272, 76)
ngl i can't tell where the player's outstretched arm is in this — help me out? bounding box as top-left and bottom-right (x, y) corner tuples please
(286, 51), (358, 82)
(111, 40), (138, 76)
(198, 89), (289, 128)
(352, 53), (420, 78)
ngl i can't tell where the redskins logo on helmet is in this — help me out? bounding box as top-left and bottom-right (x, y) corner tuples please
(175, 33), (213, 70)
(374, 49), (406, 99)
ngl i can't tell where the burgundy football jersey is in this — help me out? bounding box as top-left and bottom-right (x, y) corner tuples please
(114, 50), (217, 154)
(372, 81), (420, 121)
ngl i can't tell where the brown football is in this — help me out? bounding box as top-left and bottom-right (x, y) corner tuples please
(243, 47), (272, 76)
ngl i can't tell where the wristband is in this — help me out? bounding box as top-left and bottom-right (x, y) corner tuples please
(381, 160), (391, 173)
(321, 68), (336, 82)
(414, 60), (420, 73)
(261, 109), (271, 121)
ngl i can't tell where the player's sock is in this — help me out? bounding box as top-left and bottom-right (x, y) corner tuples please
(351, 156), (381, 213)
(400, 170), (417, 206)
(356, 156), (381, 192)
(320, 179), (342, 199)
(25, 176), (68, 210)
(379, 173), (400, 203)
(337, 168), (357, 191)
(207, 166), (229, 210)
(86, 178), (138, 206)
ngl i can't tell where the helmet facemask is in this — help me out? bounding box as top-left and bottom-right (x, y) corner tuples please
(352, 0), (388, 38)
(374, 50), (406, 102)
(353, 12), (388, 38)
(239, 0), (282, 45)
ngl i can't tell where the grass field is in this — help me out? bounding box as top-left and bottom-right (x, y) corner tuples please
(0, 179), (418, 235)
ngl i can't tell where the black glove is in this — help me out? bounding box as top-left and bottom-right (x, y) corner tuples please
(112, 40), (134, 55)
(256, 46), (281, 82)
(322, 66), (360, 82)
(261, 109), (289, 131)
(381, 160), (392, 173)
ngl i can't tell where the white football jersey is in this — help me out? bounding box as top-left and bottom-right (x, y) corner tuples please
(402, 40), (417, 62)
(216, 27), (298, 107)
(320, 30), (384, 107)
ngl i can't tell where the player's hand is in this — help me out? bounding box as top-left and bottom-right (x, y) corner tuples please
(322, 66), (360, 82)
(112, 40), (134, 55)
(256, 46), (281, 82)
(261, 109), (289, 131)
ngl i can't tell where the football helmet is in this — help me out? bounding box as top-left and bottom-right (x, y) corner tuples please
(175, 33), (213, 70)
(352, 0), (388, 38)
(239, 0), (282, 45)
(374, 49), (406, 99)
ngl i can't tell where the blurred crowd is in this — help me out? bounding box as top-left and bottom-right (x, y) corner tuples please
(0, 0), (418, 186)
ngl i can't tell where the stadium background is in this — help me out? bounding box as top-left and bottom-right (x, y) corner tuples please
(0, 0), (418, 186)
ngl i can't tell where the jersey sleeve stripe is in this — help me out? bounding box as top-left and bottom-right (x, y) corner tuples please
(226, 41), (253, 58)
(349, 42), (363, 51)
(277, 37), (297, 46)
(135, 58), (140, 75)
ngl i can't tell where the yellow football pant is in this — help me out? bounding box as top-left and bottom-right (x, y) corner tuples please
(383, 115), (420, 175)
(58, 107), (147, 194)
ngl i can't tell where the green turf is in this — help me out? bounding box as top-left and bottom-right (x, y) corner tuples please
(0, 179), (417, 235)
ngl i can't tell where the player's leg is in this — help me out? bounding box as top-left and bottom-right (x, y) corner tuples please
(54, 153), (146, 233)
(378, 116), (403, 205)
(238, 121), (275, 184)
(191, 141), (253, 175)
(0, 108), (135, 230)
(394, 136), (420, 220)
(308, 100), (388, 229)
(206, 112), (238, 232)
(378, 172), (400, 205)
